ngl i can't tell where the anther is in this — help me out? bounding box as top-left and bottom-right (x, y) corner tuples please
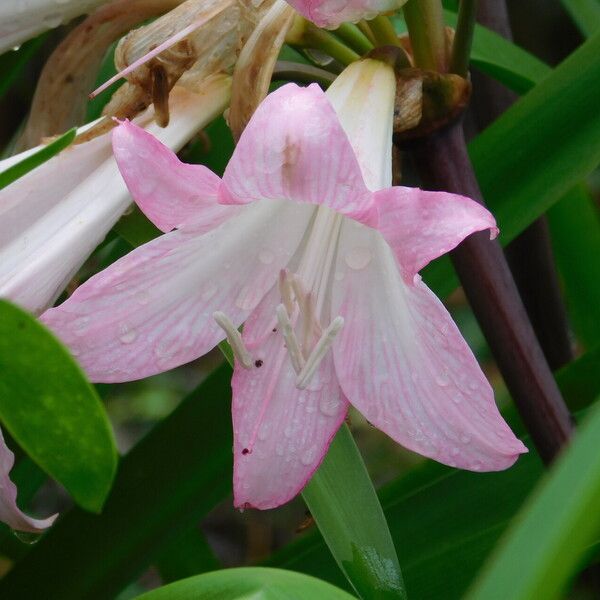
(213, 311), (253, 369)
(276, 304), (305, 375)
(296, 317), (344, 389)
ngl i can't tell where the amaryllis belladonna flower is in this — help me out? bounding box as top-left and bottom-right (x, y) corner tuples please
(42, 59), (527, 509)
(285, 0), (408, 29)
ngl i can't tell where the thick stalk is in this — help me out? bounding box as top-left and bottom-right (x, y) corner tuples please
(367, 15), (401, 47)
(403, 0), (447, 70)
(334, 22), (375, 54)
(471, 0), (573, 370)
(406, 122), (574, 463)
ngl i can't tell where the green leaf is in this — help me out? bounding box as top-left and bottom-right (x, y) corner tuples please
(156, 527), (221, 584)
(467, 400), (600, 600)
(137, 567), (357, 600)
(445, 10), (551, 94)
(303, 425), (405, 600)
(0, 301), (117, 513)
(472, 32), (600, 245)
(267, 353), (600, 599)
(0, 128), (77, 190)
(560, 0), (600, 38)
(0, 365), (233, 599)
(0, 36), (47, 102)
(548, 186), (600, 349)
(425, 32), (600, 298)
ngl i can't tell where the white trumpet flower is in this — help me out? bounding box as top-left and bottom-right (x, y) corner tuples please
(0, 76), (231, 315)
(0, 0), (108, 54)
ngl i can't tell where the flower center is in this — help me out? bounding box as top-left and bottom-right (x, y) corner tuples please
(214, 205), (346, 389)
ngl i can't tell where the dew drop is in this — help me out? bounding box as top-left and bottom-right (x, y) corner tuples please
(13, 530), (42, 545)
(118, 324), (137, 344)
(460, 434), (471, 444)
(73, 316), (90, 335)
(135, 289), (151, 305)
(451, 447), (460, 456)
(468, 381), (479, 391)
(319, 398), (341, 417)
(301, 445), (317, 466)
(284, 425), (294, 438)
(471, 461), (483, 471)
(258, 249), (275, 265)
(344, 246), (372, 270)
(201, 283), (218, 302)
(435, 372), (450, 387)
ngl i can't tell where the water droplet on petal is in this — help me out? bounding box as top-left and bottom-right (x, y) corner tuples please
(284, 425), (294, 438)
(258, 249), (275, 264)
(345, 247), (372, 270)
(135, 289), (151, 305)
(319, 398), (341, 417)
(301, 445), (317, 466)
(201, 283), (218, 302)
(118, 324), (137, 344)
(13, 530), (43, 545)
(460, 434), (471, 444)
(451, 447), (460, 456)
(435, 372), (450, 387)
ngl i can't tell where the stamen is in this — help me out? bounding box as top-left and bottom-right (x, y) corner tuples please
(276, 304), (305, 375)
(296, 317), (344, 389)
(213, 311), (253, 369)
(89, 2), (228, 99)
(278, 270), (295, 315)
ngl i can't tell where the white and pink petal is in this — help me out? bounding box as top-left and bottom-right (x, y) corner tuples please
(331, 220), (527, 471)
(0, 428), (57, 533)
(221, 83), (376, 226)
(42, 200), (313, 382)
(374, 187), (498, 281)
(232, 292), (348, 510)
(113, 121), (235, 234)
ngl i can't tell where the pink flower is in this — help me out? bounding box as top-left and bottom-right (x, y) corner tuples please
(284, 0), (409, 29)
(42, 59), (526, 510)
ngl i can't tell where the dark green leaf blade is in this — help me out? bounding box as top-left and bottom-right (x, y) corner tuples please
(0, 301), (117, 513)
(467, 400), (600, 600)
(0, 128), (77, 190)
(560, 0), (600, 38)
(138, 567), (357, 600)
(0, 365), (233, 600)
(303, 425), (405, 600)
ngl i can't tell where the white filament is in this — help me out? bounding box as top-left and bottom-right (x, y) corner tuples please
(213, 311), (253, 369)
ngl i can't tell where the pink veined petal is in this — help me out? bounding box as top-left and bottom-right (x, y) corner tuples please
(113, 120), (235, 234)
(42, 200), (314, 383)
(285, 0), (407, 29)
(0, 428), (57, 533)
(373, 187), (498, 282)
(221, 83), (377, 226)
(331, 219), (527, 471)
(232, 291), (348, 510)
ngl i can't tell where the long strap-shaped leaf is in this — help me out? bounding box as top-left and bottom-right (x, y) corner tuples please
(466, 398), (600, 600)
(303, 426), (406, 600)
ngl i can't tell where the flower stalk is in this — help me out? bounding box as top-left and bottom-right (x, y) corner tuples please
(471, 0), (573, 371)
(403, 0), (448, 71)
(400, 0), (574, 462)
(449, 0), (478, 77)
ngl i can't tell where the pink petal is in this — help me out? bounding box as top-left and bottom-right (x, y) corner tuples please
(0, 428), (57, 533)
(332, 221), (527, 471)
(221, 83), (377, 226)
(42, 200), (313, 382)
(285, 0), (408, 29)
(374, 187), (498, 282)
(113, 121), (234, 234)
(232, 292), (348, 510)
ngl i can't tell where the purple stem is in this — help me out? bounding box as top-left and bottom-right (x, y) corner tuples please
(468, 0), (573, 371)
(405, 122), (574, 463)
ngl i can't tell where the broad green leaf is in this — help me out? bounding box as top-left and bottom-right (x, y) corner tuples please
(267, 353), (600, 599)
(425, 32), (600, 298)
(467, 400), (600, 600)
(138, 567), (357, 600)
(548, 187), (600, 349)
(0, 365), (233, 599)
(0, 301), (116, 513)
(560, 0), (600, 37)
(303, 425), (405, 600)
(445, 10), (551, 94)
(0, 128), (77, 190)
(471, 32), (600, 246)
